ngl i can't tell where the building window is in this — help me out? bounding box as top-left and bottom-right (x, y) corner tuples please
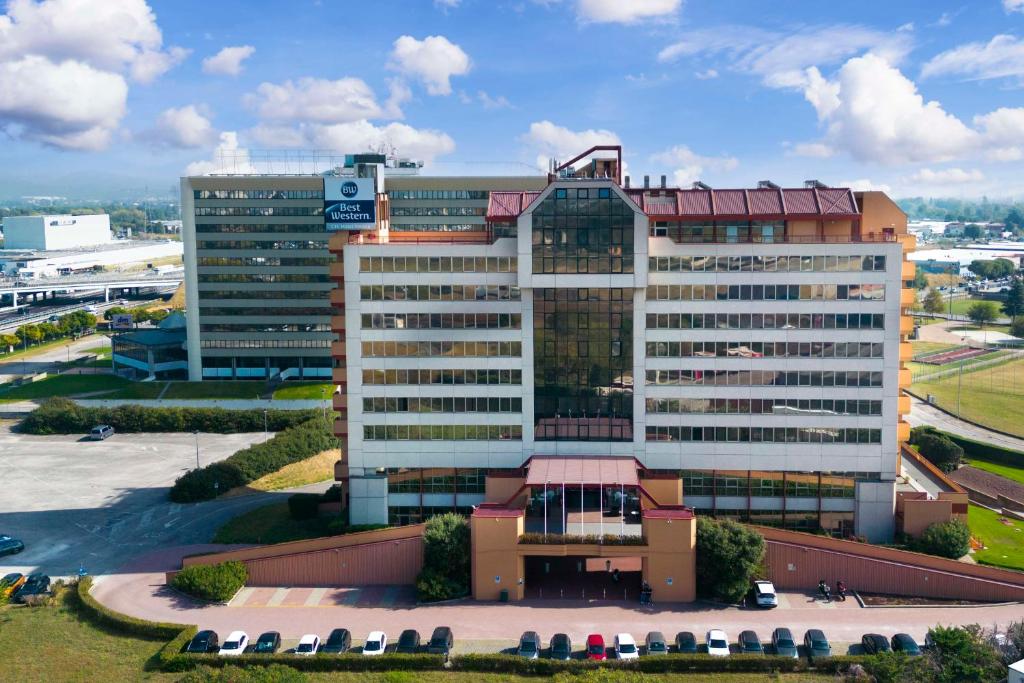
(645, 426), (882, 443)
(531, 187), (635, 274)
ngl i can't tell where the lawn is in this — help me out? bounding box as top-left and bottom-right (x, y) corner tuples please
(967, 458), (1024, 487)
(162, 381), (266, 400)
(968, 504), (1024, 571)
(103, 381), (168, 400)
(912, 356), (1024, 437)
(212, 502), (336, 544)
(272, 381), (334, 400)
(247, 449), (339, 491)
(0, 373), (133, 400)
(943, 297), (996, 316)
(911, 341), (958, 357)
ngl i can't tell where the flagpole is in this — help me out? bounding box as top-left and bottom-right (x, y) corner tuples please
(580, 481), (584, 536)
(599, 476), (604, 541)
(620, 482), (624, 536)
(544, 481), (548, 538)
(561, 483), (565, 534)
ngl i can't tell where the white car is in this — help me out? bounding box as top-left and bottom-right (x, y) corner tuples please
(218, 631), (248, 656)
(295, 634), (320, 656)
(363, 631), (387, 656)
(614, 633), (639, 660)
(752, 580), (778, 608)
(706, 629), (730, 657)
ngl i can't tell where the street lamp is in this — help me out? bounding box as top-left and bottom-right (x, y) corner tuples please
(263, 408), (268, 443)
(193, 430), (200, 469)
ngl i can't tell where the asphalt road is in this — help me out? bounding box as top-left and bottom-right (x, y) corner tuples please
(0, 333), (111, 383)
(907, 396), (1024, 452)
(0, 423), (329, 576)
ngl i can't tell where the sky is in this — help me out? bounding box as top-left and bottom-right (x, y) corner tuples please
(2, 0), (1024, 201)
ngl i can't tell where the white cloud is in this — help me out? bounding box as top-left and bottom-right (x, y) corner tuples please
(246, 77), (386, 123)
(897, 22), (914, 32)
(650, 145), (738, 186)
(131, 45), (189, 84)
(434, 0), (460, 7)
(186, 131), (254, 176)
(202, 45), (255, 76)
(576, 0), (680, 24)
(838, 178), (893, 193)
(151, 105), (216, 148)
(477, 91), (511, 109)
(905, 168), (985, 185)
(388, 35), (470, 96)
(521, 120), (620, 170)
(250, 121), (455, 162)
(1005, 0), (1024, 13)
(921, 35), (1024, 81)
(694, 68), (718, 80)
(788, 142), (835, 158)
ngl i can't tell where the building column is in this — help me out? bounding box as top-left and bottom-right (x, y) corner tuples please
(348, 474), (388, 525)
(854, 480), (896, 542)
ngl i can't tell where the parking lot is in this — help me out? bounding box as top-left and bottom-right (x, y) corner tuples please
(0, 422), (305, 576)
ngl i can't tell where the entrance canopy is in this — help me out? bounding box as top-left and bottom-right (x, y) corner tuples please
(526, 456), (639, 488)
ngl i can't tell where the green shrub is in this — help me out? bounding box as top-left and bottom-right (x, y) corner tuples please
(171, 561), (247, 602)
(177, 664), (308, 682)
(287, 493), (321, 520)
(695, 517), (765, 603)
(19, 398), (317, 435)
(168, 654), (443, 673)
(923, 624), (1005, 683)
(75, 576), (190, 640)
(321, 484), (343, 502)
(449, 653), (849, 675)
(913, 519), (972, 559)
(912, 431), (964, 472)
(416, 512), (470, 601)
(170, 462), (248, 503)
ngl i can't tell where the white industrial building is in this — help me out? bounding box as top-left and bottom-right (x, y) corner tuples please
(0, 240), (183, 279)
(2, 214), (111, 250)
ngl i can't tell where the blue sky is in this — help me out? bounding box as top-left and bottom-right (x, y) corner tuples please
(2, 0), (1024, 200)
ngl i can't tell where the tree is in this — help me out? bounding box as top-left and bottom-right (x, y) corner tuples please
(1004, 279), (1024, 319)
(695, 518), (765, 603)
(923, 625), (1005, 683)
(36, 322), (59, 340)
(923, 288), (946, 314)
(967, 301), (1000, 328)
(1006, 208), (1024, 231)
(103, 306), (129, 321)
(1013, 318), (1024, 339)
(963, 224), (983, 239)
(913, 519), (971, 559)
(415, 513), (470, 601)
(991, 258), (1017, 278)
(0, 333), (19, 353)
(15, 324), (41, 346)
(912, 267), (929, 290)
(910, 431), (964, 472)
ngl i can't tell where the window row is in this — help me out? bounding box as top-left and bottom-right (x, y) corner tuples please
(195, 223), (325, 234)
(363, 424), (522, 440)
(646, 283), (885, 302)
(390, 223), (480, 232)
(646, 426), (882, 444)
(391, 206), (486, 216)
(646, 370), (884, 387)
(361, 341), (522, 358)
(197, 256), (332, 267)
(200, 339), (332, 348)
(197, 240), (328, 250)
(362, 369), (522, 385)
(647, 398), (883, 416)
(359, 285), (520, 302)
(359, 256), (516, 273)
(198, 274), (332, 284)
(195, 207), (323, 216)
(648, 254), (887, 273)
(646, 341), (884, 359)
(388, 189), (488, 200)
(652, 222), (782, 245)
(199, 290), (330, 300)
(646, 312), (885, 330)
(388, 506), (474, 526)
(387, 468), (487, 494)
(199, 323), (332, 333)
(531, 255), (636, 275)
(200, 307), (332, 316)
(362, 313), (521, 330)
(194, 189), (323, 199)
(681, 470), (864, 499)
(363, 396), (522, 413)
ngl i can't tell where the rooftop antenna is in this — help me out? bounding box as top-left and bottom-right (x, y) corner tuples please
(692, 181), (712, 190)
(804, 180), (829, 189)
(757, 180), (780, 190)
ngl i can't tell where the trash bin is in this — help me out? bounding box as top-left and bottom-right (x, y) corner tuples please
(499, 589), (509, 603)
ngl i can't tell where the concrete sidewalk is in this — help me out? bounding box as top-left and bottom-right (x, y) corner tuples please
(907, 396), (1024, 453)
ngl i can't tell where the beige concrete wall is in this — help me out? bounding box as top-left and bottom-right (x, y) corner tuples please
(857, 191), (907, 234)
(788, 220), (819, 238)
(471, 513), (526, 601)
(901, 499), (955, 537)
(484, 476), (526, 505)
(822, 219), (853, 238)
(641, 516), (697, 602)
(640, 477), (683, 508)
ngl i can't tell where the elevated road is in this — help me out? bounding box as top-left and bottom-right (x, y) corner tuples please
(0, 271), (182, 307)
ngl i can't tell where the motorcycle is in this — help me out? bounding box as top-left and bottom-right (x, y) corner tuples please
(835, 582), (848, 602)
(817, 581), (831, 603)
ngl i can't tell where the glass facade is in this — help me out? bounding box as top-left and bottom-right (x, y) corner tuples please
(531, 187), (634, 274)
(534, 287), (633, 441)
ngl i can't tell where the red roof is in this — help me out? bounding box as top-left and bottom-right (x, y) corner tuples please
(526, 456), (639, 487)
(642, 506), (695, 520)
(486, 191), (540, 221)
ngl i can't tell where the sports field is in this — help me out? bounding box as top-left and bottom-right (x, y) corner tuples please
(913, 356), (1024, 437)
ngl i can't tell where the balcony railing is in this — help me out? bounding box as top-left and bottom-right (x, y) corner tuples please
(519, 532), (647, 546)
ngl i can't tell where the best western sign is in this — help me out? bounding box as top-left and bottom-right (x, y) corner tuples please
(324, 177), (376, 231)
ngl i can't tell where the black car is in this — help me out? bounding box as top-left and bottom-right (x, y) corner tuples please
(675, 631), (698, 654)
(862, 633), (891, 655)
(550, 633), (572, 660)
(322, 628), (352, 654)
(427, 626), (454, 655)
(803, 629), (831, 661)
(253, 631), (281, 654)
(396, 629), (421, 654)
(0, 535), (25, 557)
(891, 633), (921, 656)
(645, 631), (668, 655)
(12, 573), (49, 603)
(738, 630), (764, 654)
(185, 630), (219, 653)
(517, 631), (541, 659)
(772, 628), (798, 658)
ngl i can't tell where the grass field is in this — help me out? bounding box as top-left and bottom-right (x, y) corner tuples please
(966, 458), (1024, 486)
(161, 381), (266, 400)
(0, 374), (132, 400)
(912, 356), (1024, 437)
(272, 382), (334, 400)
(968, 504), (1024, 571)
(211, 502), (335, 544)
(246, 449), (339, 491)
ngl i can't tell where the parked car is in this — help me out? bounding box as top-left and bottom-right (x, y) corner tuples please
(751, 580), (778, 608)
(396, 629), (420, 654)
(295, 634), (320, 656)
(517, 631), (541, 659)
(322, 628), (351, 654)
(253, 632), (281, 654)
(549, 633), (572, 660)
(738, 630), (764, 654)
(427, 627), (454, 656)
(645, 631), (668, 655)
(804, 629), (831, 661)
(12, 573), (49, 603)
(218, 631), (248, 656)
(891, 633), (921, 656)
(614, 633), (639, 660)
(772, 628), (798, 658)
(185, 630), (219, 653)
(0, 573), (26, 598)
(362, 631), (387, 656)
(674, 631), (698, 654)
(586, 634), (607, 661)
(0, 535), (25, 557)
(862, 633), (891, 655)
(706, 630), (730, 657)
(88, 425), (114, 441)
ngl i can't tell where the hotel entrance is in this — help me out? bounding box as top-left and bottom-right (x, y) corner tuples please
(524, 555), (642, 601)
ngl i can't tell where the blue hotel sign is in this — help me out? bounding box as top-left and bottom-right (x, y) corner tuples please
(324, 177), (376, 231)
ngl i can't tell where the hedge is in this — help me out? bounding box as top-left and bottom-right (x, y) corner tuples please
(448, 653), (867, 675)
(170, 561), (247, 602)
(167, 653), (445, 673)
(19, 397), (318, 435)
(287, 493), (322, 520)
(519, 532), (647, 546)
(171, 416), (335, 502)
(930, 427), (1024, 468)
(75, 576), (190, 641)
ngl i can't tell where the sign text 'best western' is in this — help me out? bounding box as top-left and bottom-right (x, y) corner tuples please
(324, 178), (376, 231)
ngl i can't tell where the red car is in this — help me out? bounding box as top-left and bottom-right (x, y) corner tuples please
(586, 634), (606, 661)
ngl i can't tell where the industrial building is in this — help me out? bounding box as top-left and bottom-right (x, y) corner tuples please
(1, 213), (110, 250)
